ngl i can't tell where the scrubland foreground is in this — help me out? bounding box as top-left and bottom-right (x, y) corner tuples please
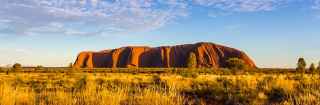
(0, 71), (319, 105)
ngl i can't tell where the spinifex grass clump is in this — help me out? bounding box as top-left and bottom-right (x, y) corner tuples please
(72, 75), (87, 92)
(267, 87), (289, 103)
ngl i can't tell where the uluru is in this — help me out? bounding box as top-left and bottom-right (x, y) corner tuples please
(73, 42), (256, 68)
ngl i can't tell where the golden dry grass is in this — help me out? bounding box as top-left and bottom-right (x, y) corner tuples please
(0, 72), (319, 105)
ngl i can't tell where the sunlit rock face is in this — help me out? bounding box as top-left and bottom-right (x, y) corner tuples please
(74, 42), (256, 68)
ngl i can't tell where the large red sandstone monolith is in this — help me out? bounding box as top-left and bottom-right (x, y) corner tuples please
(73, 42), (256, 68)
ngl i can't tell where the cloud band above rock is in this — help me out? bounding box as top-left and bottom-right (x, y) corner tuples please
(0, 0), (318, 36)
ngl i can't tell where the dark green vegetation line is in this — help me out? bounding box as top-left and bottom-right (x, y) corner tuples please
(0, 67), (308, 74)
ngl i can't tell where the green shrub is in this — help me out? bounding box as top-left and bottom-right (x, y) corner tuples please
(187, 52), (197, 69)
(296, 57), (306, 73)
(198, 68), (214, 74)
(12, 63), (22, 71)
(68, 62), (73, 68)
(95, 78), (104, 90)
(35, 65), (44, 70)
(317, 61), (320, 71)
(73, 75), (87, 92)
(96, 78), (104, 86)
(220, 68), (233, 75)
(309, 63), (316, 74)
(179, 71), (198, 78)
(152, 75), (161, 85)
(226, 57), (248, 70)
(185, 78), (258, 105)
(267, 88), (288, 103)
(183, 81), (221, 105)
(13, 76), (24, 88)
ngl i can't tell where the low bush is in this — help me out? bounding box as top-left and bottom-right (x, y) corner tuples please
(267, 87), (289, 103)
(73, 75), (87, 92)
(178, 71), (198, 78)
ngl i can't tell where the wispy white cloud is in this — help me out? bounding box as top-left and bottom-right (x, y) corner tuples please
(310, 0), (320, 18)
(193, 0), (290, 12)
(0, 0), (187, 36)
(312, 0), (320, 10)
(207, 10), (232, 18)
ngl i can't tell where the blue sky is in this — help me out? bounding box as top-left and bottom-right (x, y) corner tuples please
(0, 0), (320, 68)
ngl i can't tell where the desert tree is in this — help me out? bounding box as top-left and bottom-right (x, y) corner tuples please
(0, 66), (3, 74)
(226, 57), (247, 70)
(309, 63), (316, 74)
(35, 65), (44, 71)
(12, 63), (22, 71)
(296, 57), (306, 73)
(317, 61), (320, 71)
(69, 62), (74, 68)
(187, 52), (197, 69)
